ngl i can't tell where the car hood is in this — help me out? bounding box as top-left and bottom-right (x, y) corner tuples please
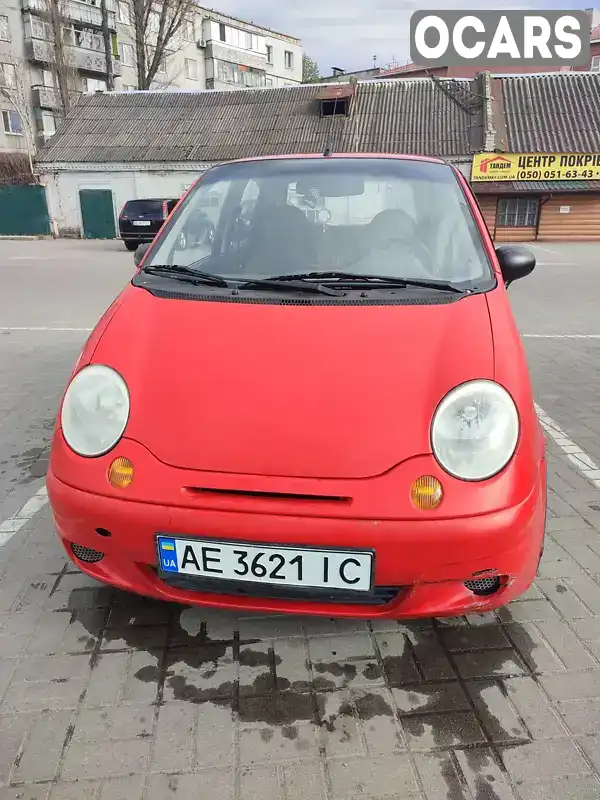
(92, 287), (495, 479)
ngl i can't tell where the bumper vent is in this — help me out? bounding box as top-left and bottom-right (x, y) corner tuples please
(464, 576), (501, 596)
(71, 543), (104, 564)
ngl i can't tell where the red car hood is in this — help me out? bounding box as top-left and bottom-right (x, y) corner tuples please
(92, 287), (495, 479)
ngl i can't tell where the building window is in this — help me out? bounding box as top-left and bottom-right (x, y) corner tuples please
(69, 25), (104, 52)
(284, 50), (293, 69)
(85, 77), (106, 92)
(41, 111), (56, 135)
(592, 54), (600, 71)
(118, 1), (130, 25)
(182, 17), (194, 42)
(42, 70), (55, 88)
(0, 15), (10, 42)
(0, 63), (16, 88)
(266, 44), (273, 64)
(497, 197), (539, 227)
(120, 42), (135, 66)
(2, 109), (23, 135)
(216, 59), (265, 88)
(265, 76), (273, 87)
(219, 23), (226, 41)
(185, 58), (197, 80)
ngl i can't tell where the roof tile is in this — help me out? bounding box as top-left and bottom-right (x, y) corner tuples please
(500, 73), (600, 152)
(36, 81), (477, 165)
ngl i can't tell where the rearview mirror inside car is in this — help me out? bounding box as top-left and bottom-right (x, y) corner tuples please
(134, 242), (150, 267)
(495, 245), (536, 288)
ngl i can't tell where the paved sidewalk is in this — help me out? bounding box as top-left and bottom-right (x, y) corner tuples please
(2, 433), (600, 799)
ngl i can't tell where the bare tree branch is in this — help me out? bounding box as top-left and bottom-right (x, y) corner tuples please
(131, 0), (195, 90)
(39, 0), (80, 116)
(0, 51), (37, 175)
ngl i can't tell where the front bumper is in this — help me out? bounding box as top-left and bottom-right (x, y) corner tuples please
(47, 463), (546, 619)
(119, 230), (159, 243)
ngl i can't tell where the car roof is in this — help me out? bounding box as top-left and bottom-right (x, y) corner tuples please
(124, 197), (178, 203)
(215, 152), (450, 168)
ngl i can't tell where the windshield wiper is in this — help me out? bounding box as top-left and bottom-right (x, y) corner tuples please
(142, 264), (229, 288)
(237, 277), (345, 297)
(261, 271), (467, 294)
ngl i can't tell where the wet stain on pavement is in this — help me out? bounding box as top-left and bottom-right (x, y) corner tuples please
(340, 692), (393, 720)
(239, 648), (281, 668)
(9, 438), (52, 484)
(313, 660), (356, 682)
(68, 590), (541, 800)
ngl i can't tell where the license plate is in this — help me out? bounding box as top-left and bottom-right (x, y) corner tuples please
(132, 220), (151, 226)
(157, 536), (374, 592)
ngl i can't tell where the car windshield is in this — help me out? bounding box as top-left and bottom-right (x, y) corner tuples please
(144, 157), (494, 289)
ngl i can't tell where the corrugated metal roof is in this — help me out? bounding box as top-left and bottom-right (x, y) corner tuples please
(501, 73), (600, 152)
(315, 85), (355, 100)
(474, 180), (600, 194)
(35, 81), (476, 165)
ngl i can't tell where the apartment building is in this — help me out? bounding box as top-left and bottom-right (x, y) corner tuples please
(0, 0), (302, 156)
(116, 8), (302, 92)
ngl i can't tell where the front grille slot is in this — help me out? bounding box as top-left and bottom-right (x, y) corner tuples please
(156, 570), (400, 606)
(464, 576), (501, 596)
(186, 487), (352, 504)
(71, 543), (104, 563)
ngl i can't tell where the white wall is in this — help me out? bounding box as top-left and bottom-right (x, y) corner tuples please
(265, 36), (302, 85)
(42, 167), (211, 235)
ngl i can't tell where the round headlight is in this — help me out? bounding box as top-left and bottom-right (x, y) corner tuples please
(431, 380), (519, 481)
(61, 365), (130, 457)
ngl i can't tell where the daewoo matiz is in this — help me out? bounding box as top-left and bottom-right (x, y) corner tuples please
(47, 154), (547, 619)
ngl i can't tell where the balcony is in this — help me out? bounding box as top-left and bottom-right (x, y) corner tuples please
(32, 84), (61, 109)
(205, 41), (266, 71)
(21, 0), (116, 30)
(25, 37), (122, 76)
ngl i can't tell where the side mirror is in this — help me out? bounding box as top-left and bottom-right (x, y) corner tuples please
(134, 242), (150, 267)
(495, 244), (536, 287)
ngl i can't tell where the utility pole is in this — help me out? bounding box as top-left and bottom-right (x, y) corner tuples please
(100, 0), (114, 90)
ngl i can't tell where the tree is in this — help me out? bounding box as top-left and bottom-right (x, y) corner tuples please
(43, 0), (78, 115)
(302, 53), (320, 83)
(100, 0), (115, 91)
(131, 0), (196, 90)
(0, 59), (36, 175)
(37, 0), (80, 117)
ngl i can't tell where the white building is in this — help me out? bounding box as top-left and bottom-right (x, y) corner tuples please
(0, 0), (302, 156)
(34, 79), (476, 239)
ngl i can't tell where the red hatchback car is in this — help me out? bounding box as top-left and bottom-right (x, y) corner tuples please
(47, 153), (547, 619)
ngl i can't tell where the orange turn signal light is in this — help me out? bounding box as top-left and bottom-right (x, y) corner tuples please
(410, 475), (443, 510)
(108, 457), (134, 489)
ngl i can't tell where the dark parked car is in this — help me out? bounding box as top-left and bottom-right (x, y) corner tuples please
(118, 198), (179, 251)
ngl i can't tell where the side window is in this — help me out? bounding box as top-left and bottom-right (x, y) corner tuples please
(150, 181), (231, 266)
(239, 179), (260, 218)
(167, 199), (178, 213)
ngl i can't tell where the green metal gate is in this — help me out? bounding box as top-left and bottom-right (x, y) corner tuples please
(0, 185), (51, 235)
(79, 189), (116, 239)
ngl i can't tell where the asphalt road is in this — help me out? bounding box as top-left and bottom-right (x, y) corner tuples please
(1, 239), (600, 799)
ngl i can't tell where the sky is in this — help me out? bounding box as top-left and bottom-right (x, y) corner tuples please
(210, 0), (591, 75)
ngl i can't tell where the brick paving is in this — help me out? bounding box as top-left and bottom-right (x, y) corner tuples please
(1, 241), (600, 798)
